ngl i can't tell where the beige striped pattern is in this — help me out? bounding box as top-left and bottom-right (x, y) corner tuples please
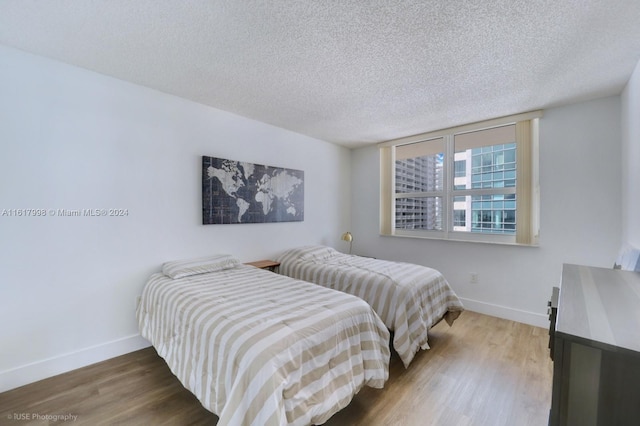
(136, 263), (390, 426)
(277, 246), (464, 367)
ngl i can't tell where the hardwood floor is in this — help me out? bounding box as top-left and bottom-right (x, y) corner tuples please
(0, 311), (553, 426)
(325, 312), (553, 426)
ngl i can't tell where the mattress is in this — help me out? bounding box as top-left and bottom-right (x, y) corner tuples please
(277, 246), (464, 367)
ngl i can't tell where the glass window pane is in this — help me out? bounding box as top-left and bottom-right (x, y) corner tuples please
(454, 159), (466, 177)
(472, 155), (481, 169)
(395, 197), (443, 231)
(395, 139), (444, 193)
(450, 194), (516, 234)
(453, 210), (466, 227)
(466, 194), (517, 234)
(454, 126), (517, 191)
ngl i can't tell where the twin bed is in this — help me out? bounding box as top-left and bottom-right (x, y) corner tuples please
(137, 248), (463, 425)
(277, 246), (464, 367)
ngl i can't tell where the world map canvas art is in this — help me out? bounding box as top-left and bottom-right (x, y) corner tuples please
(202, 156), (304, 224)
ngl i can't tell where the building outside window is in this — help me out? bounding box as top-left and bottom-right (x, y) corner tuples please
(452, 143), (517, 234)
(395, 148), (443, 231)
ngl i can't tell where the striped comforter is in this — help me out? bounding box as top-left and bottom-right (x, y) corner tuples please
(277, 246), (464, 367)
(137, 263), (390, 426)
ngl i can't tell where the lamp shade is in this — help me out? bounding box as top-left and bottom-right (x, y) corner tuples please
(341, 232), (353, 242)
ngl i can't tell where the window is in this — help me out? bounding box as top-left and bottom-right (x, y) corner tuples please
(454, 159), (466, 177)
(380, 111), (541, 245)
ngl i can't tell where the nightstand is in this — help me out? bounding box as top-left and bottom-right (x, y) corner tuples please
(244, 260), (280, 272)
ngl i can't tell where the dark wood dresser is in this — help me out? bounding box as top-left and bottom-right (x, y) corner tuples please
(549, 264), (640, 426)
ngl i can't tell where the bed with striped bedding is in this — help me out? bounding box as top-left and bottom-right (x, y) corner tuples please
(136, 255), (390, 426)
(277, 246), (464, 368)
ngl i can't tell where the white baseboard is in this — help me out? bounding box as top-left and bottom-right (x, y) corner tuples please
(459, 297), (549, 329)
(0, 334), (150, 393)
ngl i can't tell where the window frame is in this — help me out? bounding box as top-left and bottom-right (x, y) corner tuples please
(379, 111), (541, 246)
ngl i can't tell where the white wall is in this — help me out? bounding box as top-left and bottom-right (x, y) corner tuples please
(0, 45), (351, 392)
(621, 59), (640, 247)
(351, 96), (622, 327)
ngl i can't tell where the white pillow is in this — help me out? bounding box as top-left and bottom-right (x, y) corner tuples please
(298, 245), (340, 261)
(162, 254), (239, 279)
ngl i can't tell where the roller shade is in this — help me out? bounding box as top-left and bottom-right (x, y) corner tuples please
(395, 138), (444, 160)
(454, 124), (515, 152)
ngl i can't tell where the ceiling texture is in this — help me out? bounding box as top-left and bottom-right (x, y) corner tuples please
(1, 0), (640, 148)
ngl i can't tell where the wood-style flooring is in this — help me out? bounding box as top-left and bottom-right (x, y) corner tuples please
(0, 311), (553, 426)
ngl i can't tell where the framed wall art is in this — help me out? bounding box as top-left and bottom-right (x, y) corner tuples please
(202, 156), (304, 224)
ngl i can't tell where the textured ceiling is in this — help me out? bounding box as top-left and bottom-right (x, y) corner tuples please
(1, 1), (639, 148)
